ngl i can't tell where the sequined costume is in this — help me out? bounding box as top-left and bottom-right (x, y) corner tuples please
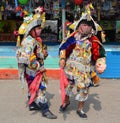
(16, 6), (57, 119)
(16, 35), (47, 104)
(59, 12), (106, 119)
(59, 34), (106, 102)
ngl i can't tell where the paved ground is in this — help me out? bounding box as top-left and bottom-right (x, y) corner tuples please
(0, 79), (120, 123)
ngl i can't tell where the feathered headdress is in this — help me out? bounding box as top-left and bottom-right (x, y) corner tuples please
(17, 6), (46, 46)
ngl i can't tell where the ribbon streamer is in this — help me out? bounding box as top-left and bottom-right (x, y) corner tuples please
(15, 0), (18, 7)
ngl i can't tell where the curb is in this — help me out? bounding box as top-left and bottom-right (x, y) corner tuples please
(0, 69), (60, 80)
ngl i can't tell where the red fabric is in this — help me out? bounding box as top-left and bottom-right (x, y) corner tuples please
(36, 37), (42, 43)
(74, 0), (83, 5)
(60, 68), (69, 105)
(90, 36), (100, 61)
(70, 31), (76, 37)
(28, 71), (43, 105)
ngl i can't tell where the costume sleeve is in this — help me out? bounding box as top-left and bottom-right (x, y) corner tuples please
(16, 36), (37, 64)
(59, 36), (76, 59)
(91, 36), (107, 73)
(91, 36), (106, 62)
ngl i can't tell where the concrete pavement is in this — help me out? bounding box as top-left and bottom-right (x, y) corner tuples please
(0, 79), (120, 123)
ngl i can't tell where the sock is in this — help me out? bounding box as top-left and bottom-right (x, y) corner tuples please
(80, 109), (85, 114)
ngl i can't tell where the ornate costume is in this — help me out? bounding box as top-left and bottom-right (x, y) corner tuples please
(16, 7), (57, 119)
(59, 13), (106, 119)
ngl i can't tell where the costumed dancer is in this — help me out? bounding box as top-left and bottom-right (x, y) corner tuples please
(59, 11), (106, 119)
(16, 6), (57, 119)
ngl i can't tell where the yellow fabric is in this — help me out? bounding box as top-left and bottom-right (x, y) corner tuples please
(17, 35), (21, 47)
(60, 50), (66, 59)
(97, 25), (102, 31)
(29, 53), (36, 62)
(18, 22), (28, 35)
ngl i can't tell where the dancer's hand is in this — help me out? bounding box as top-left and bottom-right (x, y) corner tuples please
(96, 57), (106, 74)
(40, 67), (46, 73)
(59, 58), (66, 68)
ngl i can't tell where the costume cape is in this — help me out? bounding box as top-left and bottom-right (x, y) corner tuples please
(28, 71), (43, 105)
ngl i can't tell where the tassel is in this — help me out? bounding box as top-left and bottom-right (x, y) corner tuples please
(0, 12), (2, 20)
(17, 35), (21, 47)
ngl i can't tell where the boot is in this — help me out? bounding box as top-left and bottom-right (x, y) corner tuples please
(42, 110), (57, 119)
(76, 110), (87, 119)
(39, 102), (57, 119)
(29, 102), (41, 111)
(59, 95), (70, 112)
(28, 96), (41, 111)
(77, 101), (87, 119)
(59, 102), (70, 112)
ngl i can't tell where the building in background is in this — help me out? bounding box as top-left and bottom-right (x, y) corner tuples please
(0, 0), (120, 43)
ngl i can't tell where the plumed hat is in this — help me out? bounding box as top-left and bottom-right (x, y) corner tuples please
(18, 6), (45, 37)
(24, 14), (42, 37)
(74, 13), (98, 34)
(18, 22), (28, 35)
